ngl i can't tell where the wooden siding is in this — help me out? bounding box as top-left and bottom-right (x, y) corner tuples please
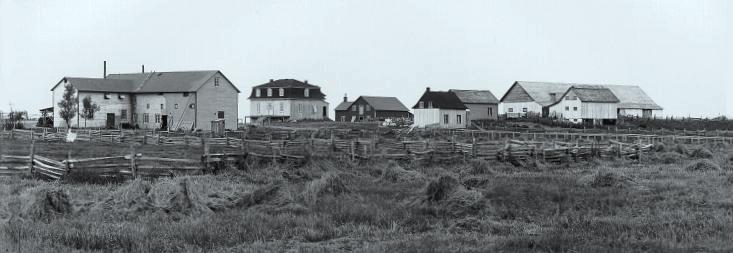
(164, 92), (197, 131)
(581, 103), (617, 119)
(413, 109), (467, 129)
(465, 103), (498, 121)
(53, 88), (132, 128)
(335, 98), (411, 122)
(196, 72), (239, 130)
(501, 84), (533, 103)
(500, 102), (542, 115)
(135, 94), (166, 129)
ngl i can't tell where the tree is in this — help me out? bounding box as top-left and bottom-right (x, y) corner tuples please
(80, 95), (100, 127)
(57, 84), (78, 128)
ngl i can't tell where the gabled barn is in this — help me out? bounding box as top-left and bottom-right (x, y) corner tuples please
(449, 89), (499, 121)
(335, 95), (411, 122)
(548, 85), (619, 125)
(604, 85), (663, 118)
(50, 70), (240, 130)
(499, 81), (571, 117)
(412, 87), (467, 129)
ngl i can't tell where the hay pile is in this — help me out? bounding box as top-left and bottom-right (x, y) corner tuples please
(380, 162), (426, 184)
(654, 152), (686, 164)
(690, 147), (714, 159)
(673, 144), (689, 155)
(413, 175), (485, 217)
(684, 159), (721, 172)
(654, 143), (667, 152)
(18, 185), (72, 221)
(578, 171), (636, 188)
(302, 173), (352, 205)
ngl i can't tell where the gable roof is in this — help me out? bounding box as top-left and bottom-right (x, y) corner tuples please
(253, 79), (320, 89)
(51, 70), (239, 93)
(567, 85), (619, 103)
(360, 96), (410, 111)
(335, 101), (353, 111)
(449, 89), (499, 104)
(248, 79), (326, 100)
(412, 90), (467, 110)
(500, 81), (572, 106)
(604, 84), (663, 110)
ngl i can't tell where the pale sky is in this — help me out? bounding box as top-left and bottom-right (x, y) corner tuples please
(1, 0), (730, 118)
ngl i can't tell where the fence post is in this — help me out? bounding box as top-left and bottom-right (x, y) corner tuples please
(28, 140), (35, 177)
(203, 139), (210, 171)
(130, 144), (137, 178)
(471, 138), (476, 158)
(65, 150), (72, 176)
(350, 140), (356, 161)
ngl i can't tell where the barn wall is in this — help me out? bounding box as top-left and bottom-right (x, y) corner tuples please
(501, 84), (533, 103)
(582, 102), (617, 119)
(414, 109), (466, 128)
(499, 102), (542, 116)
(196, 72), (239, 130)
(619, 108), (660, 118)
(163, 92), (197, 131)
(465, 103), (498, 121)
(135, 94), (166, 129)
(52, 84), (133, 128)
(549, 96), (582, 123)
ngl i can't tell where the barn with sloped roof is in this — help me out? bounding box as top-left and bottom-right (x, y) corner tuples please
(548, 85), (619, 125)
(334, 95), (411, 122)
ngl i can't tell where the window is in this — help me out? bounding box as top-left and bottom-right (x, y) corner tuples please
(256, 103), (261, 113)
(214, 77), (220, 86)
(312, 105), (317, 114)
(457, 115), (462, 124)
(154, 114), (161, 123)
(175, 104), (179, 109)
(121, 110), (127, 120)
(118, 94), (125, 99)
(132, 113), (138, 123)
(444, 114), (449, 124)
(565, 96), (570, 100)
(419, 101), (424, 109)
(366, 105), (371, 111)
(183, 92), (189, 97)
(267, 88), (272, 97)
(146, 104), (150, 109)
(565, 106), (569, 111)
(160, 104), (164, 110)
(428, 101), (433, 108)
(267, 103), (272, 113)
(352, 106), (357, 112)
(104, 93), (111, 99)
(279, 88), (284, 96)
(573, 119), (578, 122)
(508, 108), (514, 112)
(217, 111), (224, 119)
(189, 103), (196, 109)
(573, 107), (578, 111)
(488, 107), (493, 116)
(255, 89), (261, 97)
(279, 102), (284, 112)
(304, 89), (310, 97)
(298, 104), (303, 113)
(143, 113), (150, 123)
(522, 108), (527, 112)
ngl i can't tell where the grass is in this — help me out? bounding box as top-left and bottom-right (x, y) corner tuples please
(1, 139), (733, 252)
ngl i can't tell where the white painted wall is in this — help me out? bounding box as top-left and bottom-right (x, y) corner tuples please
(499, 101), (542, 116)
(619, 108), (660, 118)
(52, 85), (132, 128)
(135, 94), (166, 129)
(413, 108), (466, 128)
(581, 103), (617, 119)
(549, 96), (582, 123)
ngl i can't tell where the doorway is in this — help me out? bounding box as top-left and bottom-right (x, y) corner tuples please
(106, 113), (115, 129)
(161, 115), (168, 131)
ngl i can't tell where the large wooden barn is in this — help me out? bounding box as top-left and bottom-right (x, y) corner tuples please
(547, 85), (619, 125)
(334, 95), (411, 122)
(499, 81), (572, 118)
(248, 79), (329, 122)
(604, 85), (663, 118)
(449, 89), (499, 122)
(50, 70), (240, 130)
(412, 88), (467, 129)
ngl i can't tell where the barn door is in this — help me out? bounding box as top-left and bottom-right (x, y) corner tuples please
(106, 113), (115, 129)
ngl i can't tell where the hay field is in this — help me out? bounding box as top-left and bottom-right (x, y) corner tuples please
(1, 140), (733, 252)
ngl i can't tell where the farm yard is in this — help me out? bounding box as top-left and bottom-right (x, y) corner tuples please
(1, 124), (733, 252)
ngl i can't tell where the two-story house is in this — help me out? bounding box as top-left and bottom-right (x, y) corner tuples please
(248, 79), (329, 122)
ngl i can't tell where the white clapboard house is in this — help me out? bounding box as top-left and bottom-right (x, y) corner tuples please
(547, 85), (619, 125)
(412, 87), (468, 129)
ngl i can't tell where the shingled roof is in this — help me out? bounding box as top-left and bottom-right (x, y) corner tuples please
(51, 70), (239, 93)
(413, 89), (467, 110)
(334, 101), (353, 111)
(360, 96), (410, 111)
(604, 84), (663, 110)
(567, 85), (619, 103)
(253, 79), (320, 89)
(449, 89), (499, 104)
(500, 81), (572, 106)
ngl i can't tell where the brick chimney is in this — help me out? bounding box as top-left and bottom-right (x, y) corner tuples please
(426, 87), (431, 92)
(103, 61), (107, 78)
(142, 65), (145, 73)
(304, 80), (308, 84)
(343, 93), (348, 102)
(269, 79), (274, 82)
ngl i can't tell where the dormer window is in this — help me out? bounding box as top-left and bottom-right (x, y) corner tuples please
(279, 88), (284, 96)
(419, 101), (424, 108)
(304, 88), (310, 97)
(428, 101), (433, 108)
(118, 94), (125, 99)
(267, 88), (273, 97)
(104, 93), (111, 99)
(255, 89), (261, 97)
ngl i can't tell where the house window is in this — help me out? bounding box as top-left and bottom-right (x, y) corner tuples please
(279, 102), (284, 112)
(419, 101), (424, 109)
(352, 106), (357, 112)
(428, 101), (433, 108)
(217, 111), (224, 119)
(508, 108), (514, 112)
(214, 77), (220, 86)
(132, 113), (138, 123)
(457, 115), (462, 124)
(160, 104), (164, 110)
(366, 105), (371, 111)
(565, 106), (569, 111)
(340, 116), (345, 122)
(267, 103), (272, 113)
(267, 88), (272, 97)
(256, 103), (261, 113)
(104, 93), (111, 99)
(488, 107), (493, 116)
(304, 89), (310, 97)
(143, 113), (150, 123)
(255, 89), (261, 97)
(573, 107), (578, 111)
(443, 114), (449, 124)
(118, 94), (125, 99)
(522, 108), (528, 112)
(279, 88), (284, 96)
(146, 104), (150, 109)
(183, 92), (189, 97)
(154, 114), (161, 123)
(298, 104), (303, 113)
(175, 104), (179, 109)
(121, 110), (127, 120)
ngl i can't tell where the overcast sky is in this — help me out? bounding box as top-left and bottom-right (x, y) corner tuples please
(1, 0), (730, 118)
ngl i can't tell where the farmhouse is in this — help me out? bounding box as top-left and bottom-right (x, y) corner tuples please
(334, 95), (411, 122)
(604, 85), (663, 118)
(449, 89), (499, 121)
(548, 85), (619, 125)
(248, 79), (329, 122)
(412, 88), (468, 129)
(50, 70), (240, 130)
(499, 81), (572, 118)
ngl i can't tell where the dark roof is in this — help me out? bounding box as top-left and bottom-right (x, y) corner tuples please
(334, 101), (353, 111)
(449, 89), (499, 104)
(568, 85), (619, 103)
(51, 70), (239, 93)
(253, 79), (320, 89)
(412, 90), (467, 110)
(360, 96), (410, 111)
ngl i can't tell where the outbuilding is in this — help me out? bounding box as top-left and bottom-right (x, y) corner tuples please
(412, 88), (467, 129)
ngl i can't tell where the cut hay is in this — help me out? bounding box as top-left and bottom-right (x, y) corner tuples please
(673, 144), (689, 155)
(18, 185), (72, 221)
(380, 161), (426, 184)
(654, 152), (686, 164)
(578, 171), (637, 188)
(690, 147), (714, 159)
(684, 159), (721, 172)
(468, 159), (495, 175)
(302, 173), (352, 205)
(653, 143), (666, 152)
(414, 175), (485, 217)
